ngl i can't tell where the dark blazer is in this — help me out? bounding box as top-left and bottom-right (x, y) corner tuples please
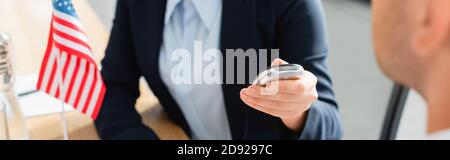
(95, 0), (343, 140)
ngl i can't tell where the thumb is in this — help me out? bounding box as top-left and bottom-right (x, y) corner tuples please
(271, 58), (289, 67)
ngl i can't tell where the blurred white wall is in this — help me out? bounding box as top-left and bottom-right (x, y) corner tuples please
(323, 0), (392, 139)
(396, 90), (427, 139)
(89, 0), (116, 30)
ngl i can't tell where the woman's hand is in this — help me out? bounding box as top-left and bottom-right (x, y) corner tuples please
(240, 58), (318, 131)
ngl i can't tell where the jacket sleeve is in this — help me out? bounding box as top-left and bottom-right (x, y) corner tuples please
(94, 0), (159, 140)
(276, 0), (343, 140)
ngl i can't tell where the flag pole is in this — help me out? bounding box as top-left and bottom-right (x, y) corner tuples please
(60, 99), (69, 140)
(56, 51), (69, 140)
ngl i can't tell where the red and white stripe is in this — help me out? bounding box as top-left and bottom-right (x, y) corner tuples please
(37, 10), (105, 119)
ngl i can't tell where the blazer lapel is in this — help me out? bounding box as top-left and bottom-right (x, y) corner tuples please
(221, 0), (258, 139)
(131, 0), (166, 81)
(130, 0), (193, 136)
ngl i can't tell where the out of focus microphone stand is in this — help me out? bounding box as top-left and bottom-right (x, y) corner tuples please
(0, 32), (29, 140)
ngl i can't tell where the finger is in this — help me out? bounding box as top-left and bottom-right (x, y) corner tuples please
(271, 58), (289, 67)
(267, 71), (317, 94)
(240, 93), (286, 117)
(240, 89), (294, 111)
(243, 89), (313, 112)
(241, 97), (303, 118)
(241, 89), (313, 117)
(267, 79), (307, 94)
(245, 85), (303, 102)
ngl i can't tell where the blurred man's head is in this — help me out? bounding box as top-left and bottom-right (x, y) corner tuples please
(372, 0), (450, 133)
(372, 0), (450, 94)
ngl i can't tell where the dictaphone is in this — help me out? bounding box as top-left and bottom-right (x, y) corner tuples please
(252, 64), (305, 87)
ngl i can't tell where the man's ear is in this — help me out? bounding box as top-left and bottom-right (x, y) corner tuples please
(411, 0), (450, 56)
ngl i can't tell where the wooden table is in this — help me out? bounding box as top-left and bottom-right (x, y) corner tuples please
(0, 0), (188, 140)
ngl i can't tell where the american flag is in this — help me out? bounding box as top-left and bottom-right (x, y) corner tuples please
(37, 0), (105, 119)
